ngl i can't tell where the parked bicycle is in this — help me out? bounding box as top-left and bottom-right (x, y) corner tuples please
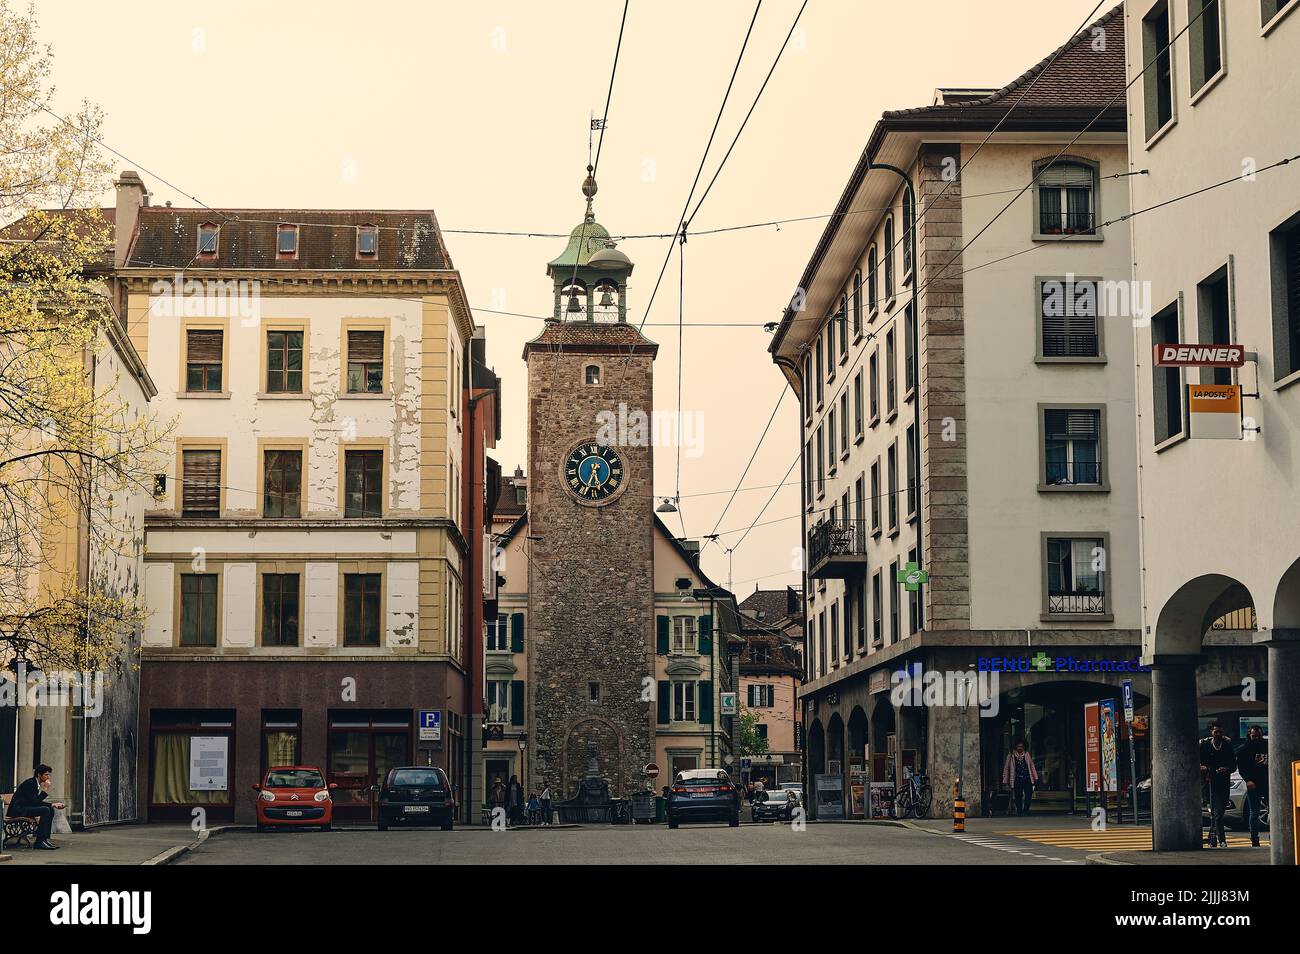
(894, 773), (932, 819)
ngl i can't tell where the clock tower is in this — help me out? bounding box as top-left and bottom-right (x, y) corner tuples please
(523, 167), (658, 796)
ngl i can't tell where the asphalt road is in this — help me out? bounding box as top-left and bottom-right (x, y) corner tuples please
(178, 820), (1087, 865)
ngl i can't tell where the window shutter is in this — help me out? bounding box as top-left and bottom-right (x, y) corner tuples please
(510, 680), (525, 726)
(656, 615), (670, 654)
(698, 681), (713, 724)
(1037, 161), (1093, 188)
(186, 329), (223, 362)
(656, 681), (671, 724)
(182, 450), (221, 515)
(697, 614), (713, 655)
(510, 612), (525, 653)
(348, 330), (384, 362)
(1045, 408), (1100, 442)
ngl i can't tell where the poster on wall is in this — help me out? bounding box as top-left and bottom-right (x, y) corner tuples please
(1083, 702), (1101, 793)
(189, 735), (229, 792)
(849, 770), (867, 818)
(869, 781), (895, 819)
(1099, 699), (1119, 794)
(815, 774), (844, 819)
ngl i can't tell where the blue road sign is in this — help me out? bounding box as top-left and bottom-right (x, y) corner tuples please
(418, 709), (442, 741)
(1122, 680), (1134, 719)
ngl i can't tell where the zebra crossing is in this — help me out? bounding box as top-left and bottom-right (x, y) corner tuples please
(945, 831), (1082, 863)
(994, 827), (1267, 852)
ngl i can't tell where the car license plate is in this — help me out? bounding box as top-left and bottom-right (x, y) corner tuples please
(404, 805), (430, 814)
(690, 791), (712, 799)
(285, 810), (303, 817)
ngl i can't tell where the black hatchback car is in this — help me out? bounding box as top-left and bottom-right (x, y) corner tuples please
(666, 769), (741, 828)
(373, 766), (455, 831)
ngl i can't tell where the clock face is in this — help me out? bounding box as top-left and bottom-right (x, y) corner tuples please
(562, 441), (626, 505)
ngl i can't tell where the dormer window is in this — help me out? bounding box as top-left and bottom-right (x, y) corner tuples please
(357, 224), (377, 257)
(197, 223), (219, 256)
(277, 224), (299, 257)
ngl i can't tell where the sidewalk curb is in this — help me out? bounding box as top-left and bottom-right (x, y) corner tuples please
(1086, 852), (1134, 865)
(145, 824), (249, 866)
(809, 818), (916, 830)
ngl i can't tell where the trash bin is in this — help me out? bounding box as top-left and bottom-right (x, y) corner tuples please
(631, 792), (656, 824)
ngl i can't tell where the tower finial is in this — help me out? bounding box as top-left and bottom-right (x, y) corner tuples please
(581, 164), (597, 224)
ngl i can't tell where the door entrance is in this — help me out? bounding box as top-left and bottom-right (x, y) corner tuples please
(327, 711), (412, 821)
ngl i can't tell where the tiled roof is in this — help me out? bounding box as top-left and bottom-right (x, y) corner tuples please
(738, 588), (796, 624)
(126, 208), (449, 271)
(522, 320), (657, 357)
(884, 5), (1125, 119)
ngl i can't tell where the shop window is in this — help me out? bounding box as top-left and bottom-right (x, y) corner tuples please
(262, 710), (301, 772)
(148, 711), (235, 815)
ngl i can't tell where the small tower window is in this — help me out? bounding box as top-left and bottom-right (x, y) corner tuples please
(197, 222), (219, 256)
(357, 224), (377, 257)
(588, 681), (601, 703)
(277, 224), (299, 256)
(585, 365), (601, 385)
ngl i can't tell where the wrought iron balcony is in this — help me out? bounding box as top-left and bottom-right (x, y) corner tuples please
(808, 519), (869, 581)
(1046, 591), (1106, 615)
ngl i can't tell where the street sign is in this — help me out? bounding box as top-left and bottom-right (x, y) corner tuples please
(1187, 384), (1242, 440)
(1153, 343), (1245, 367)
(644, 762), (659, 780)
(418, 709), (442, 742)
(1122, 679), (1134, 721)
(720, 691), (738, 716)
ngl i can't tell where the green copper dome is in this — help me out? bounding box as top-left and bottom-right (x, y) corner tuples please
(547, 211), (612, 270)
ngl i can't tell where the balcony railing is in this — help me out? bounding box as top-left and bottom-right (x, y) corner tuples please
(1047, 591), (1106, 615)
(808, 519), (869, 581)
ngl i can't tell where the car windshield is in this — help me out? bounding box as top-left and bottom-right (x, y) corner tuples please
(265, 769), (324, 788)
(389, 769), (444, 788)
(678, 775), (727, 787)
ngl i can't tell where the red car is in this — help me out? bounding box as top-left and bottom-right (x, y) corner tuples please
(252, 766), (336, 831)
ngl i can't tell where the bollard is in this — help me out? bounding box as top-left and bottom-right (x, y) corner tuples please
(953, 782), (966, 833)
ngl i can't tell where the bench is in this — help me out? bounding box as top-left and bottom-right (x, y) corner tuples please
(1, 793), (39, 850)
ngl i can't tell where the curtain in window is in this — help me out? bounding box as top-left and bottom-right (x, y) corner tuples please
(151, 734), (228, 804)
(1066, 187), (1092, 232)
(265, 731), (297, 767)
(1072, 539), (1102, 594)
(1039, 185), (1062, 233)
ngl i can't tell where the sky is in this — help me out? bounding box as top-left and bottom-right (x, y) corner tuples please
(35, 0), (1111, 595)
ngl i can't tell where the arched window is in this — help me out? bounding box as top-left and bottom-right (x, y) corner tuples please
(867, 245), (878, 315)
(883, 216), (896, 303)
(1036, 158), (1098, 236)
(585, 364), (601, 385)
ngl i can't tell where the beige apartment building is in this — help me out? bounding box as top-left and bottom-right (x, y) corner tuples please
(1124, 0), (1300, 863)
(107, 173), (475, 823)
(768, 8), (1182, 819)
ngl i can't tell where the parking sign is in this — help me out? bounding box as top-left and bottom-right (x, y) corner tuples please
(1122, 680), (1134, 721)
(418, 709), (442, 741)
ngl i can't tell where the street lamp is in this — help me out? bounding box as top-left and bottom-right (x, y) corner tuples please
(518, 732), (529, 795)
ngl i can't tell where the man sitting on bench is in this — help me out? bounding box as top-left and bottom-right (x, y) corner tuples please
(8, 764), (64, 850)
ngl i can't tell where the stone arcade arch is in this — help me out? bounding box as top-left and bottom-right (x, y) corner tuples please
(1267, 558), (1300, 865)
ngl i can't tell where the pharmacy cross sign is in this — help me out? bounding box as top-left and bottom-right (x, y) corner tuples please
(896, 562), (928, 591)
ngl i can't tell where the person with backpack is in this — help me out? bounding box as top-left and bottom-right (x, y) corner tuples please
(1235, 725), (1268, 847)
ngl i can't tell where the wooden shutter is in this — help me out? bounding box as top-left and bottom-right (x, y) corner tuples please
(510, 612), (525, 653)
(182, 450), (221, 515)
(510, 680), (525, 726)
(186, 329), (223, 362)
(656, 615), (670, 654)
(697, 614), (713, 656)
(698, 681), (713, 724)
(348, 330), (384, 362)
(656, 681), (671, 724)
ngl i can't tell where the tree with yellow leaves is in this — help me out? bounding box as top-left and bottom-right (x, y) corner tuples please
(0, 0), (168, 673)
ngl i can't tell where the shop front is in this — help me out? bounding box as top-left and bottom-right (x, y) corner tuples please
(139, 659), (462, 823)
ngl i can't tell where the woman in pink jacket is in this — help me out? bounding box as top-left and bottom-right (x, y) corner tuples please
(1002, 740), (1039, 816)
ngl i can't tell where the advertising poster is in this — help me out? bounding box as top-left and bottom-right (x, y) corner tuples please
(815, 774), (844, 819)
(1099, 698), (1118, 793)
(850, 769), (867, 818)
(1083, 702), (1101, 793)
(869, 781), (895, 819)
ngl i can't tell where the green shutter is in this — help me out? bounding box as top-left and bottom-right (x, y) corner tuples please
(657, 681), (671, 724)
(510, 612), (525, 653)
(698, 680), (713, 724)
(656, 615), (670, 654)
(510, 680), (525, 726)
(697, 614), (713, 656)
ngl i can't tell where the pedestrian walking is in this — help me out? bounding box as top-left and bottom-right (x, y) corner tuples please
(540, 782), (553, 825)
(489, 775), (506, 821)
(505, 774), (524, 826)
(1002, 740), (1038, 817)
(1199, 722), (1235, 847)
(526, 792), (540, 826)
(1235, 725), (1268, 847)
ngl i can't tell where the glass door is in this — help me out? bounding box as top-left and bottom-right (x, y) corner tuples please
(328, 728), (372, 820)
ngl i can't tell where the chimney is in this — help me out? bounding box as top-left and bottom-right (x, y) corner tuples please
(113, 171), (147, 267)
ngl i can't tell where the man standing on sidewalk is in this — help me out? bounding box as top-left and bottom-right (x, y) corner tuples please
(1199, 723), (1235, 847)
(1235, 725), (1268, 848)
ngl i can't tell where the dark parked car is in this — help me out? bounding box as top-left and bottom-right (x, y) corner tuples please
(750, 788), (796, 823)
(373, 766), (455, 831)
(666, 769), (741, 829)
